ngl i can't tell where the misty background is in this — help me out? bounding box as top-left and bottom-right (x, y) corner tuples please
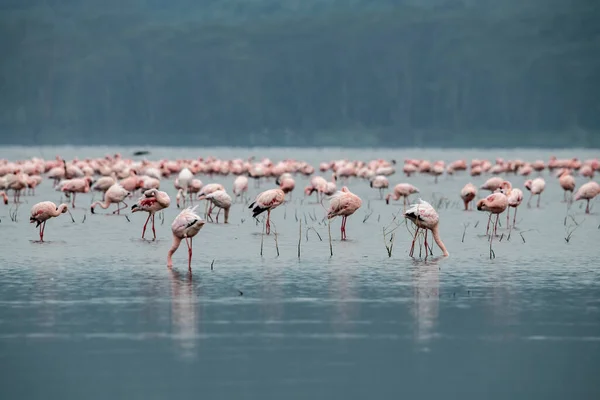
(1, 0), (599, 147)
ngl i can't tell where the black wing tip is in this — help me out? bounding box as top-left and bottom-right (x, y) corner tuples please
(252, 206), (267, 218)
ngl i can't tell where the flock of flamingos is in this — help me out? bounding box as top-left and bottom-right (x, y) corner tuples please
(1, 154), (599, 269)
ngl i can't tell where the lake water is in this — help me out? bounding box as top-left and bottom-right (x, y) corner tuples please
(1, 147), (599, 399)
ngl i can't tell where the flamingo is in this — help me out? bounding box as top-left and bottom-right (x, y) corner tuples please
(30, 201), (73, 242)
(131, 189), (171, 239)
(175, 168), (194, 206)
(276, 175), (296, 197)
(385, 183), (419, 207)
(477, 192), (508, 236)
(573, 181), (600, 214)
(480, 177), (504, 192)
(90, 184), (130, 214)
(91, 175), (116, 200)
(326, 186), (362, 241)
(200, 190), (232, 224)
(249, 188), (286, 235)
(61, 177), (92, 208)
(460, 183), (477, 211)
(167, 206), (206, 270)
(558, 170), (576, 202)
(370, 175), (389, 199)
(403, 199), (449, 258)
(197, 183), (225, 219)
(232, 176), (249, 203)
(497, 181), (523, 229)
(0, 191), (7, 205)
(524, 177), (546, 208)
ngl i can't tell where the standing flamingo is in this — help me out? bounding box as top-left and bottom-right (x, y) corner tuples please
(558, 170), (576, 203)
(573, 181), (600, 214)
(197, 183), (225, 219)
(200, 190), (232, 224)
(497, 181), (523, 229)
(131, 189), (171, 240)
(385, 183), (419, 208)
(403, 199), (449, 258)
(370, 175), (389, 199)
(90, 183), (130, 215)
(61, 177), (92, 208)
(30, 201), (73, 242)
(167, 206), (206, 270)
(460, 183), (477, 211)
(249, 188), (286, 235)
(480, 177), (504, 192)
(524, 178), (546, 208)
(326, 186), (362, 241)
(232, 176), (249, 203)
(477, 192), (508, 236)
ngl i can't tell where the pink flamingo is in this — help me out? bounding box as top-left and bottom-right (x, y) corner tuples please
(573, 181), (600, 214)
(200, 190), (232, 224)
(403, 199), (449, 258)
(498, 181), (523, 228)
(385, 183), (419, 207)
(370, 175), (389, 199)
(460, 183), (477, 210)
(524, 177), (546, 208)
(167, 206), (206, 270)
(90, 184), (130, 215)
(61, 177), (92, 208)
(477, 192), (508, 236)
(30, 201), (73, 242)
(232, 176), (249, 203)
(558, 170), (576, 202)
(326, 186), (362, 241)
(249, 188), (285, 234)
(131, 189), (171, 239)
(276, 174), (296, 197)
(480, 177), (504, 192)
(197, 183), (225, 219)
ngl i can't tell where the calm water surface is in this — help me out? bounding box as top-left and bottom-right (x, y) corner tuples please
(1, 147), (599, 399)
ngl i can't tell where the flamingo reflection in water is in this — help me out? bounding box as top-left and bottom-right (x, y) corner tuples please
(412, 258), (441, 349)
(168, 269), (200, 360)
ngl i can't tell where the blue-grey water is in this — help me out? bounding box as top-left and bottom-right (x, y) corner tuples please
(1, 147), (599, 399)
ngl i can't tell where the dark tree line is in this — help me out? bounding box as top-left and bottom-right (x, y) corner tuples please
(1, 0), (599, 147)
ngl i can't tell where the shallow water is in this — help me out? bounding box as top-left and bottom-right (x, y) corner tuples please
(1, 147), (600, 399)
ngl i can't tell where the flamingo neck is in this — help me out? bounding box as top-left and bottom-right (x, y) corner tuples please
(94, 199), (111, 210)
(167, 236), (182, 266)
(54, 205), (67, 216)
(432, 226), (449, 257)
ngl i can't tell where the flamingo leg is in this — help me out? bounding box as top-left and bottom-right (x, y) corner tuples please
(424, 229), (429, 259)
(185, 236), (193, 270)
(537, 194), (541, 208)
(527, 193), (532, 207)
(141, 213), (151, 239)
(41, 221), (46, 242)
(266, 210), (271, 235)
(494, 213), (500, 236)
(506, 207), (510, 228)
(72, 192), (76, 208)
(486, 212), (492, 236)
(340, 216), (346, 240)
(151, 214), (156, 240)
(586, 199), (590, 214)
(513, 206), (518, 228)
(409, 227), (420, 257)
(215, 208), (222, 223)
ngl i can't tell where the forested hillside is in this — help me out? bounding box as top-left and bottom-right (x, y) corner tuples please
(1, 0), (599, 147)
